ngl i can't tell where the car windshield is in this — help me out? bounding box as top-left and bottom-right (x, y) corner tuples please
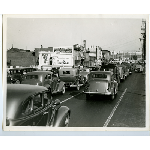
(101, 68), (113, 72)
(92, 74), (107, 78)
(26, 75), (39, 79)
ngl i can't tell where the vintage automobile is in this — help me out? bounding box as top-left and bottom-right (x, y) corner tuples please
(59, 68), (85, 90)
(121, 62), (132, 74)
(121, 64), (129, 78)
(100, 63), (120, 85)
(7, 67), (37, 84)
(6, 84), (70, 126)
(79, 68), (90, 83)
(22, 71), (66, 95)
(118, 65), (126, 81)
(135, 64), (143, 72)
(88, 66), (101, 71)
(84, 71), (118, 100)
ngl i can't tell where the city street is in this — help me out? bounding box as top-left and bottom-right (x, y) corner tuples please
(53, 72), (146, 127)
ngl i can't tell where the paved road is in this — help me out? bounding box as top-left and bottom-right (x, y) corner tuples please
(53, 72), (146, 127)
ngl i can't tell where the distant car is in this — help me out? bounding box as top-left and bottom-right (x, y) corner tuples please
(7, 67), (37, 84)
(59, 68), (85, 90)
(88, 66), (101, 71)
(135, 64), (143, 72)
(79, 68), (90, 83)
(121, 62), (132, 74)
(6, 84), (70, 126)
(118, 65), (126, 81)
(84, 71), (118, 100)
(22, 71), (66, 95)
(100, 63), (120, 85)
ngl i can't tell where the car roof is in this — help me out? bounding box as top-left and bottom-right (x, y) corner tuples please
(7, 84), (48, 119)
(59, 68), (78, 71)
(9, 67), (35, 70)
(7, 84), (47, 99)
(90, 71), (112, 74)
(25, 71), (53, 75)
(7, 84), (47, 104)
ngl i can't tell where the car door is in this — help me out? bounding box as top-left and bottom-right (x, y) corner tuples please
(18, 97), (35, 126)
(31, 93), (52, 126)
(51, 74), (58, 92)
(44, 74), (52, 88)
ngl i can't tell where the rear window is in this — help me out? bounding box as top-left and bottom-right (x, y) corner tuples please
(101, 68), (113, 72)
(26, 75), (38, 79)
(92, 74), (107, 78)
(63, 71), (70, 74)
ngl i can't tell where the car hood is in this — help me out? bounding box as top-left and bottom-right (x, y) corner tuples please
(22, 79), (42, 86)
(88, 80), (108, 93)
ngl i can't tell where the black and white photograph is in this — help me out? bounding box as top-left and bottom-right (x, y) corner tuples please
(2, 14), (149, 131)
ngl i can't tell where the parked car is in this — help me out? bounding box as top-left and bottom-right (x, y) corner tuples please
(22, 71), (66, 95)
(59, 68), (84, 90)
(7, 67), (37, 84)
(135, 64), (143, 72)
(84, 71), (118, 100)
(6, 84), (70, 126)
(100, 63), (120, 85)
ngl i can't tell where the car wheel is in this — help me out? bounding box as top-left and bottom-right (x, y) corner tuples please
(82, 77), (86, 84)
(76, 81), (80, 91)
(15, 80), (20, 84)
(115, 86), (118, 95)
(58, 113), (70, 127)
(61, 86), (65, 94)
(111, 89), (115, 100)
(86, 94), (90, 100)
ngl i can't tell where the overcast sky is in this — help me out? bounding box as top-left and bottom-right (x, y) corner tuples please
(6, 17), (143, 52)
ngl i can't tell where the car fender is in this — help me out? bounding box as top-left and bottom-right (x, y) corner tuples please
(57, 81), (65, 91)
(44, 83), (51, 89)
(53, 106), (71, 127)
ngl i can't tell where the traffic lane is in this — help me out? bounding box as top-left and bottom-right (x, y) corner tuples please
(52, 86), (84, 102)
(59, 88), (124, 127)
(118, 72), (145, 96)
(60, 74), (134, 127)
(53, 72), (145, 127)
(108, 73), (145, 127)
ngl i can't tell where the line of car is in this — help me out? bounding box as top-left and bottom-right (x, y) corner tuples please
(84, 62), (134, 100)
(6, 62), (140, 127)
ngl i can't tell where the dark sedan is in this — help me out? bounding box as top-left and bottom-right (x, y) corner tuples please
(22, 71), (66, 95)
(6, 84), (70, 126)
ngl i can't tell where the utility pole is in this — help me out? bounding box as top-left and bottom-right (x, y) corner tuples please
(140, 19), (146, 73)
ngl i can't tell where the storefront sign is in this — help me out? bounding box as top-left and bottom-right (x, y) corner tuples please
(53, 46), (73, 53)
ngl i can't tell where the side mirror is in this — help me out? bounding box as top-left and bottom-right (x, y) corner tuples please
(53, 99), (61, 105)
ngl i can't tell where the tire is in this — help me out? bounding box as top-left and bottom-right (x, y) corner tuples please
(61, 86), (65, 94)
(110, 89), (115, 100)
(86, 94), (90, 100)
(115, 86), (118, 95)
(15, 80), (21, 84)
(76, 81), (80, 91)
(58, 113), (70, 127)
